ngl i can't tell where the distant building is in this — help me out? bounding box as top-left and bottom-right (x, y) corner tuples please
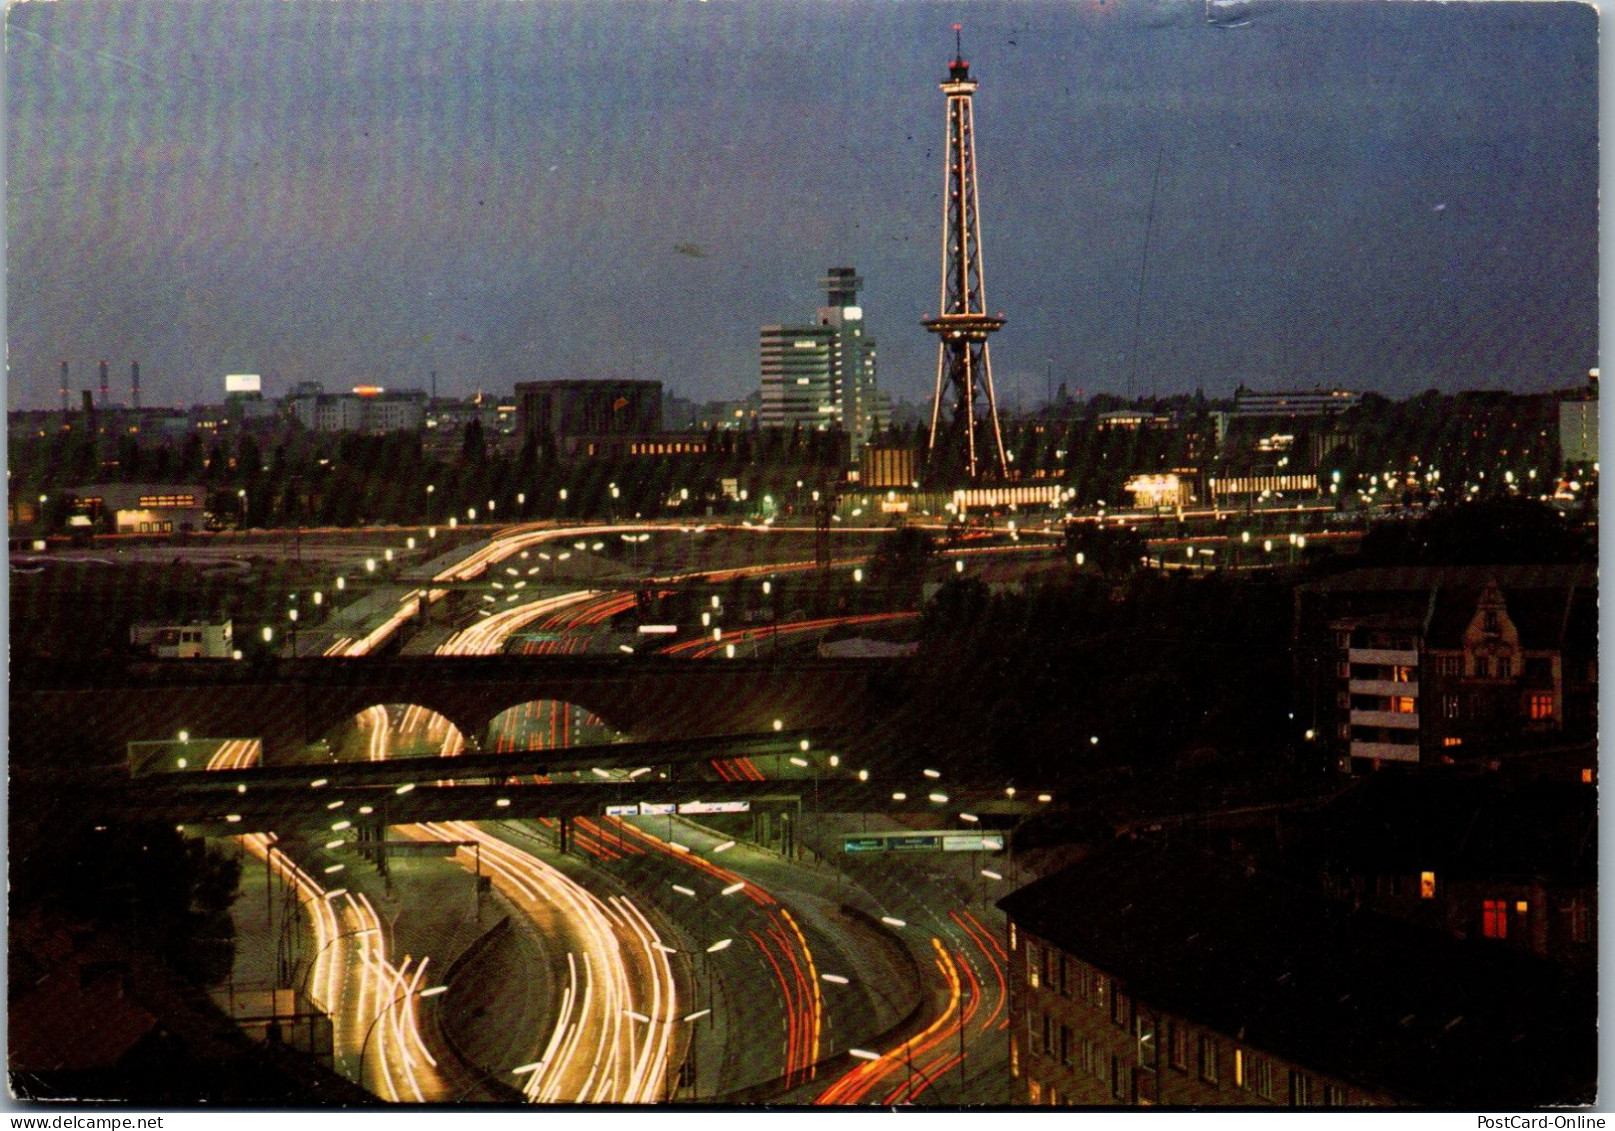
(760, 267), (880, 456)
(71, 483), (208, 534)
(860, 446), (920, 490)
(1295, 565), (1597, 773)
(1096, 410), (1173, 432)
(287, 388), (427, 434)
(999, 838), (1594, 1107)
(1233, 387), (1361, 419)
(515, 380), (662, 447)
(1559, 400), (1596, 465)
(1124, 473), (1195, 509)
(570, 433), (710, 460)
(1204, 472), (1319, 506)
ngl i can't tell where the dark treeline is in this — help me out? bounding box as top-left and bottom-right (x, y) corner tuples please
(11, 421), (854, 530)
(863, 570), (1296, 785)
(11, 384), (1586, 530)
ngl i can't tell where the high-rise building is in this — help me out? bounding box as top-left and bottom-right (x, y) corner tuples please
(759, 267), (880, 456)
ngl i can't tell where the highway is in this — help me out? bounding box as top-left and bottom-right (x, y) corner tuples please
(205, 517), (1022, 1103)
(207, 739), (453, 1102)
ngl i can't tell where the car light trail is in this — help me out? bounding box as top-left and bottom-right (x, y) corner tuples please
(412, 820), (677, 1102)
(209, 736), (441, 1100)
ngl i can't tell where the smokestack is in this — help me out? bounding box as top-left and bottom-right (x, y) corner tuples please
(130, 361), (141, 410)
(59, 362), (69, 413)
(98, 360), (109, 407)
(81, 389), (94, 416)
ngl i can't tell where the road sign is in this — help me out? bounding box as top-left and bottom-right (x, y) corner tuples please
(638, 801), (677, 816)
(842, 831), (1006, 854)
(887, 834), (942, 852)
(605, 804), (639, 817)
(678, 800), (751, 815)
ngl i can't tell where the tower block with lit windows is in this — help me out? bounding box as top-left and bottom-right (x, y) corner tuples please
(924, 26), (1010, 484)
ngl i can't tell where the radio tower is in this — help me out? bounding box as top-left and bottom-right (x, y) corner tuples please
(924, 25), (1009, 483)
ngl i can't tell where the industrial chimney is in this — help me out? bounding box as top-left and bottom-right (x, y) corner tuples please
(130, 361), (141, 410)
(98, 360), (110, 407)
(59, 362), (69, 413)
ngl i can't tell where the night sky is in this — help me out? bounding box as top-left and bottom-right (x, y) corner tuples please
(5, 0), (1599, 411)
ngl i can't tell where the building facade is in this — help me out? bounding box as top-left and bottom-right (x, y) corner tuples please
(286, 388), (427, 434)
(515, 380), (663, 448)
(759, 267), (880, 456)
(1232, 387), (1362, 419)
(1000, 838), (1594, 1108)
(1297, 565), (1597, 774)
(71, 483), (208, 534)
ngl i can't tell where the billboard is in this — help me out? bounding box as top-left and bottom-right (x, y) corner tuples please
(225, 374), (262, 393)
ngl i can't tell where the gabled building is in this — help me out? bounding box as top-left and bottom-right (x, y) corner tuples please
(1294, 565), (1596, 774)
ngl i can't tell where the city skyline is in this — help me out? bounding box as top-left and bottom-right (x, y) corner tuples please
(6, 0), (1598, 412)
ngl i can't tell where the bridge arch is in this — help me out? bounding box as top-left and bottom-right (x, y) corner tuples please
(485, 699), (625, 754)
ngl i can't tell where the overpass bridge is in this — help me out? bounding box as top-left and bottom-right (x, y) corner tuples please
(39, 771), (1052, 836)
(11, 654), (898, 768)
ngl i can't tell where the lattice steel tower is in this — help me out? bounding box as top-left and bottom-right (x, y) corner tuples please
(924, 25), (1009, 484)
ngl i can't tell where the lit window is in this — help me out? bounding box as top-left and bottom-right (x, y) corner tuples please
(1482, 899), (1508, 939)
(1515, 900), (1529, 915)
(1027, 943), (1041, 988)
(1442, 736), (1463, 747)
(1529, 694), (1555, 721)
(1581, 768), (1593, 784)
(1392, 696), (1416, 714)
(1420, 871), (1436, 899)
(1027, 1079), (1042, 1104)
(1234, 1049), (1246, 1089)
